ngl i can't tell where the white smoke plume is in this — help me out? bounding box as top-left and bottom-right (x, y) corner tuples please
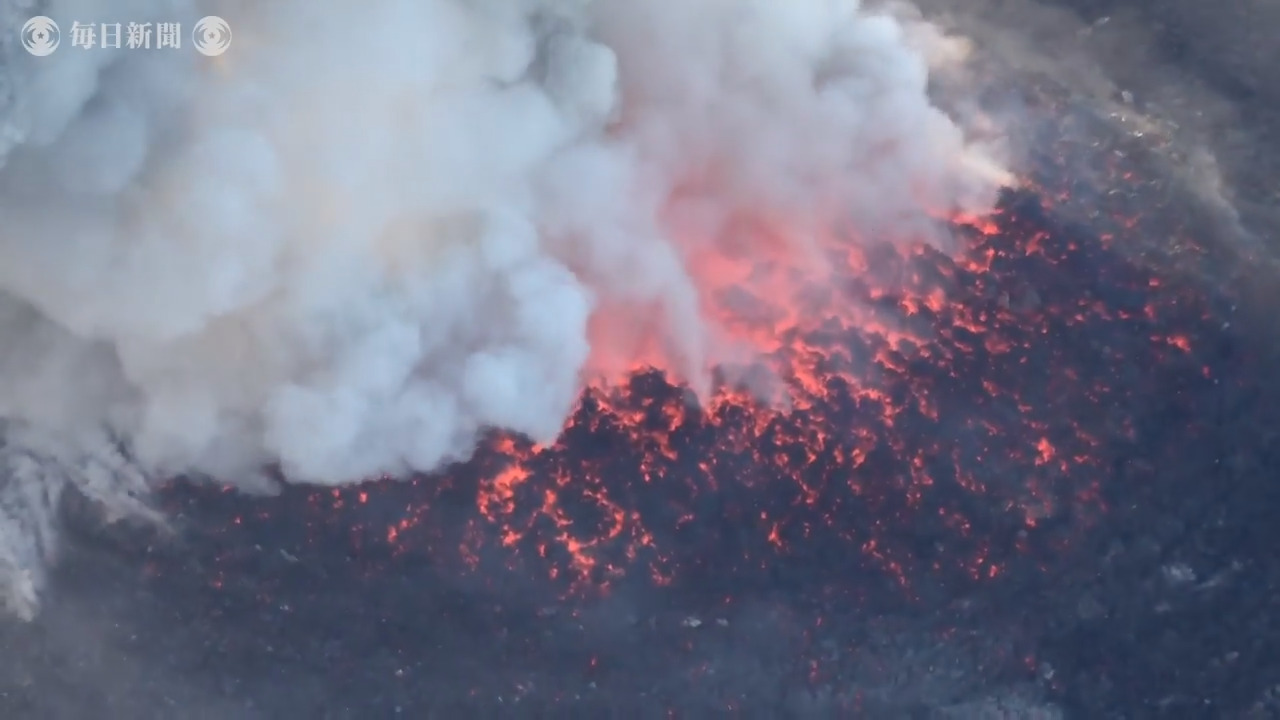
(0, 0), (1008, 618)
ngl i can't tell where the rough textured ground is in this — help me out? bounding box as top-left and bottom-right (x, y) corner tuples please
(3, 1), (1280, 718)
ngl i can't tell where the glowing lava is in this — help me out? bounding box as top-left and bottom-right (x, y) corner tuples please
(163, 167), (1232, 615)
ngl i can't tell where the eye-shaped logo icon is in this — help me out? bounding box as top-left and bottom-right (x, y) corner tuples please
(21, 16), (60, 56)
(192, 15), (231, 57)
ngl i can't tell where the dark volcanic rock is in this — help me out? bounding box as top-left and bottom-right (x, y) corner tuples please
(4, 3), (1280, 719)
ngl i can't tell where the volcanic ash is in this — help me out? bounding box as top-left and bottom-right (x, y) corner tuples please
(0, 0), (1007, 617)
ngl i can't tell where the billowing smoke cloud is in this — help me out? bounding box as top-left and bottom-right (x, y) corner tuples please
(0, 0), (1006, 617)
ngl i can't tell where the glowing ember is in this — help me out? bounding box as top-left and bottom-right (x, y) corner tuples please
(160, 175), (1232, 614)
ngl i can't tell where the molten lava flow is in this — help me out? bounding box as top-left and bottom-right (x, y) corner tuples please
(163, 146), (1233, 615)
